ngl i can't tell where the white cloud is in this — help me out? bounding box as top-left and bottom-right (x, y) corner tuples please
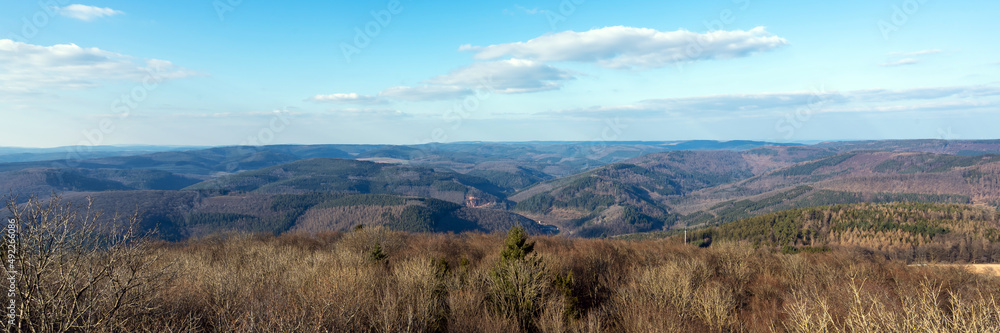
(890, 49), (941, 57)
(880, 58), (919, 67)
(853, 86), (1000, 101)
(881, 50), (940, 67)
(175, 109), (303, 118)
(308, 93), (382, 104)
(822, 100), (994, 114)
(0, 39), (199, 94)
(538, 105), (671, 119)
(378, 85), (472, 101)
(313, 59), (574, 102)
(642, 91), (847, 112)
(460, 26), (788, 69)
(545, 91), (844, 118)
(59, 4), (124, 21)
(543, 85), (1000, 119)
(327, 108), (408, 117)
(427, 59), (573, 94)
(513, 5), (545, 15)
(503, 5), (546, 16)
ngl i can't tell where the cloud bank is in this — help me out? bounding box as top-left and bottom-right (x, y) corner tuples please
(0, 39), (199, 94)
(460, 26), (788, 69)
(59, 4), (124, 21)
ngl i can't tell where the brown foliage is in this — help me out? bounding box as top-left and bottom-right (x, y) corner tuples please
(5, 197), (1000, 332)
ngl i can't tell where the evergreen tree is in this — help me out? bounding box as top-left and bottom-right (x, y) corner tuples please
(501, 225), (535, 263)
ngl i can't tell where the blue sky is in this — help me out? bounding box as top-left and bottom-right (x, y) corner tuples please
(1, 0), (999, 147)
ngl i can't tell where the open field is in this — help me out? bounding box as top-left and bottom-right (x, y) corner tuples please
(917, 264), (1000, 277)
(968, 264), (1000, 276)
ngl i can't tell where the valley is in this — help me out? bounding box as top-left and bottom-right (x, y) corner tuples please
(2, 140), (1000, 242)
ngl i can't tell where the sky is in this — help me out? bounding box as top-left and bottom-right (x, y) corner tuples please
(1, 0), (999, 148)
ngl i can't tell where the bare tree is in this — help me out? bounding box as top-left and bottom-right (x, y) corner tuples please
(3, 195), (175, 332)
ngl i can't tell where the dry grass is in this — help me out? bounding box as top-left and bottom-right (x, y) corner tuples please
(107, 232), (1000, 332)
(919, 264), (1000, 277)
(6, 197), (1000, 332)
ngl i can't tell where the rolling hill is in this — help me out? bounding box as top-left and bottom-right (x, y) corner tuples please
(0, 141), (797, 194)
(53, 191), (553, 240)
(664, 202), (1000, 263)
(507, 148), (1000, 237)
(508, 147), (834, 236)
(7, 140), (1000, 240)
(184, 158), (510, 208)
(816, 139), (1000, 156)
(0, 145), (353, 175)
(0, 168), (204, 200)
(672, 151), (1000, 222)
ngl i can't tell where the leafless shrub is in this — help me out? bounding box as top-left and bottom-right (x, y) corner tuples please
(3, 195), (173, 332)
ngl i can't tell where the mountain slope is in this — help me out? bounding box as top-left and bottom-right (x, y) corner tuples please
(507, 147), (834, 236)
(184, 158), (509, 207)
(508, 148), (1000, 237)
(54, 191), (553, 240)
(676, 202), (1000, 263)
(677, 151), (1000, 211)
(0, 145), (353, 175)
(817, 139), (1000, 156)
(0, 168), (204, 199)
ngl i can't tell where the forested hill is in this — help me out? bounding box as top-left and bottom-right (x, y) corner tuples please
(507, 147), (835, 237)
(675, 202), (1000, 263)
(185, 158), (509, 207)
(46, 191), (554, 240)
(6, 140), (1000, 240)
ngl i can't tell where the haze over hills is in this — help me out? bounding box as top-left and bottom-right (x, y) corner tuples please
(0, 141), (790, 200)
(3, 139), (1000, 240)
(0, 146), (206, 163)
(815, 139), (1000, 156)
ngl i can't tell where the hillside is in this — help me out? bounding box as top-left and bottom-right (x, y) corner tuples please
(507, 148), (1000, 237)
(7, 141), (1000, 239)
(285, 193), (554, 235)
(0, 145), (353, 175)
(0, 141), (794, 194)
(672, 151), (1000, 218)
(15, 196), (1000, 332)
(508, 147), (834, 236)
(674, 185), (972, 227)
(0, 145), (201, 163)
(674, 202), (1000, 263)
(0, 168), (204, 201)
(184, 158), (510, 207)
(817, 139), (1000, 156)
(52, 191), (553, 240)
